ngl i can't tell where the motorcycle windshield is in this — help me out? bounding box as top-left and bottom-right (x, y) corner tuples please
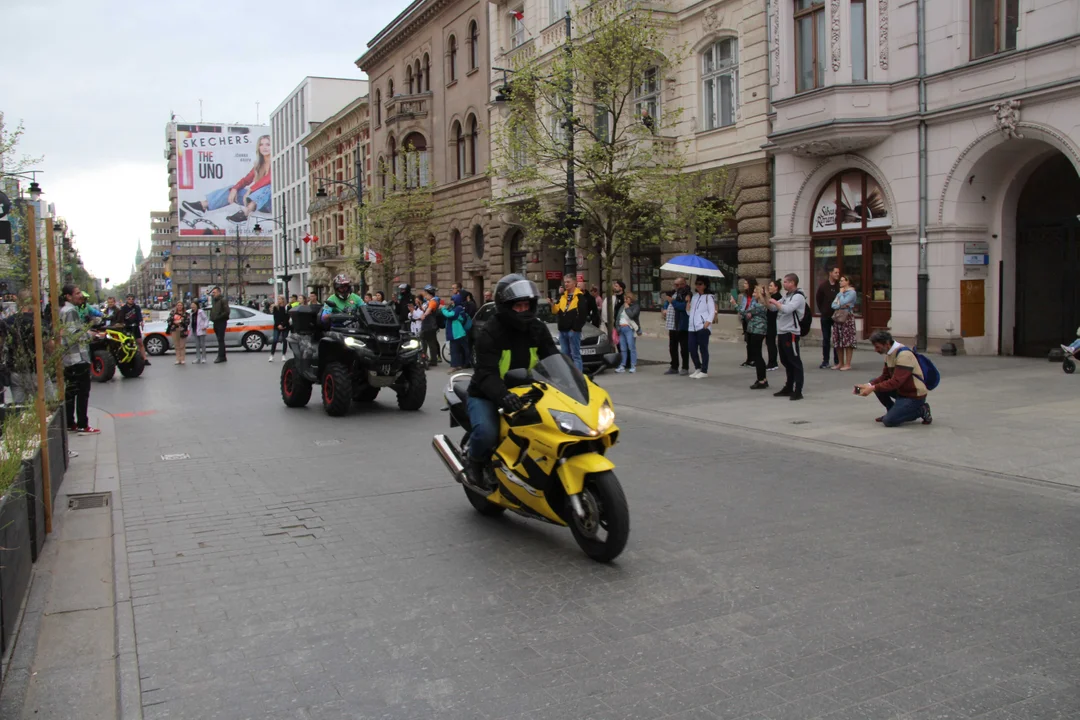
(532, 354), (590, 405)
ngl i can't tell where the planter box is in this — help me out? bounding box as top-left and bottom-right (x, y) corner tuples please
(47, 411), (66, 499)
(0, 476), (32, 655)
(24, 448), (45, 562)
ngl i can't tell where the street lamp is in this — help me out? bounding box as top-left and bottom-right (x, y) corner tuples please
(314, 153), (367, 295)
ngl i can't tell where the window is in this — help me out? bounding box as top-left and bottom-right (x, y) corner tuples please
(794, 0), (826, 92)
(406, 65), (414, 95)
(428, 235), (437, 286)
(971, 0), (1019, 59)
(702, 38), (738, 130)
(468, 20), (479, 70)
(511, 123), (529, 169)
(466, 114), (478, 176)
(550, 97), (567, 145)
(634, 66), (660, 133)
(423, 54), (430, 92)
(453, 121), (465, 180)
(388, 78), (394, 98)
(630, 242), (661, 310)
(851, 0), (867, 82)
(697, 235), (739, 312)
(510, 10), (526, 49)
(508, 230), (527, 275)
(403, 133), (429, 188)
(550, 0), (567, 23)
(388, 136), (397, 184)
(448, 35), (458, 81)
(593, 82), (610, 142)
(415, 59), (422, 93)
(473, 225), (485, 260)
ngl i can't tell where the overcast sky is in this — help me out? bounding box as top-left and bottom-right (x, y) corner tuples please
(2, 0), (413, 286)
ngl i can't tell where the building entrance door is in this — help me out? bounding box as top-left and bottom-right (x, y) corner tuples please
(1014, 155), (1080, 357)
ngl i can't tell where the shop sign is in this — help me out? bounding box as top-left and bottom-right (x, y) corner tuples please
(546, 271), (563, 280)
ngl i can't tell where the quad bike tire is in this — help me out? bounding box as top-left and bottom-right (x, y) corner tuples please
(118, 355), (146, 378)
(355, 386), (380, 402)
(1065, 358), (1076, 374)
(91, 350), (116, 383)
(281, 358), (313, 407)
(321, 361), (352, 416)
(396, 362), (427, 411)
(566, 470), (630, 563)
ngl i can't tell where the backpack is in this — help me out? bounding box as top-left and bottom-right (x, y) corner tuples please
(792, 291), (813, 337)
(900, 346), (941, 391)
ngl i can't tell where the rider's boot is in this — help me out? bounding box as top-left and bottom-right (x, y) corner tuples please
(464, 456), (494, 492)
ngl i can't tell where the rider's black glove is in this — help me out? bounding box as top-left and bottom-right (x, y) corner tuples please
(500, 392), (525, 414)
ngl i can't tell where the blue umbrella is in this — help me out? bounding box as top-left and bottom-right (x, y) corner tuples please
(659, 254), (725, 278)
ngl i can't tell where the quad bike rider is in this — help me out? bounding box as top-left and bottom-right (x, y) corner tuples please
(281, 274), (426, 415)
(88, 304), (146, 382)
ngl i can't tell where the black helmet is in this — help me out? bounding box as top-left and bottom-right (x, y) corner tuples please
(332, 274), (351, 298)
(494, 274), (540, 330)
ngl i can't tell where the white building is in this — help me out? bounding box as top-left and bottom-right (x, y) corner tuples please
(767, 0), (1080, 356)
(270, 76), (369, 299)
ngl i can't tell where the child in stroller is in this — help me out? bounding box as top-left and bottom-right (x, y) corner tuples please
(1061, 326), (1080, 374)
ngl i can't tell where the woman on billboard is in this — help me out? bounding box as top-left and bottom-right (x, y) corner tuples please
(181, 135), (272, 223)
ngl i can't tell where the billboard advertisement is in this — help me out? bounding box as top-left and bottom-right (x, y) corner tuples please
(176, 124), (272, 236)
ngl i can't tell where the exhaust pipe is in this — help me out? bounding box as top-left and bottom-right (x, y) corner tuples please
(433, 434), (466, 484)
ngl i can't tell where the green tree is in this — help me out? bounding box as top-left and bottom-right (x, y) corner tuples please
(347, 150), (438, 293)
(489, 1), (734, 331)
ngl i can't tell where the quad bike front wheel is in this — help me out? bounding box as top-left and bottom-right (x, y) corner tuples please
(396, 362), (427, 411)
(281, 358), (313, 407)
(566, 471), (630, 563)
(91, 350), (116, 383)
(1065, 358), (1076, 374)
(321, 361), (352, 416)
(118, 355), (146, 378)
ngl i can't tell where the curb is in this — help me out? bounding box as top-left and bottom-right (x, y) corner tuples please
(97, 408), (143, 720)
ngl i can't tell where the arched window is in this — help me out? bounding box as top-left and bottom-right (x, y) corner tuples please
(388, 136), (397, 186)
(450, 229), (463, 281)
(405, 65), (414, 95)
(452, 121), (465, 180)
(508, 229), (527, 275)
(473, 224), (485, 260)
(448, 35), (458, 81)
(466, 114), (478, 176)
(402, 132), (429, 188)
(423, 53), (431, 92)
(702, 38), (738, 130)
(377, 154), (386, 195)
(375, 89), (381, 126)
(414, 59), (422, 93)
(388, 78), (394, 98)
(468, 20), (479, 71)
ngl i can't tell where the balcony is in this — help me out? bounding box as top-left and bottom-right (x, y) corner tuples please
(314, 244), (343, 261)
(767, 84), (911, 158)
(384, 92), (431, 126)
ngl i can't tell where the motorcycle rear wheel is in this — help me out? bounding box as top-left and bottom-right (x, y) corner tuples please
(464, 485), (506, 516)
(567, 471), (629, 563)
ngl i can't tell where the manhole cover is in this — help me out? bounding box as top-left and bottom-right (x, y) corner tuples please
(313, 439), (342, 447)
(69, 493), (110, 510)
(161, 453), (190, 461)
(791, 420), (811, 425)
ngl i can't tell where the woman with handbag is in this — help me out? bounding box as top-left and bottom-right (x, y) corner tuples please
(688, 278), (716, 379)
(614, 289), (641, 374)
(830, 275), (858, 370)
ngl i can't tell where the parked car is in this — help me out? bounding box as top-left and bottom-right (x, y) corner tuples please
(143, 306), (274, 355)
(467, 301), (614, 374)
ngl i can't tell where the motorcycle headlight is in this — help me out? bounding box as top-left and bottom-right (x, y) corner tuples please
(344, 336), (366, 349)
(401, 338), (421, 351)
(550, 409), (599, 437)
(596, 401), (615, 433)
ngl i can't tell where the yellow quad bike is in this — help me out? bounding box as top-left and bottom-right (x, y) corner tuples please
(90, 327), (145, 382)
(433, 353), (629, 562)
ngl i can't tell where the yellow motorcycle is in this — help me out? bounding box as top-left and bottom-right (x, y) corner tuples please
(433, 353), (629, 562)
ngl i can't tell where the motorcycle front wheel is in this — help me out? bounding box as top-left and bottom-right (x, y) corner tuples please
(567, 471), (629, 563)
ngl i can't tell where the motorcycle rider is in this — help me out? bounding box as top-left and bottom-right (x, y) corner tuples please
(321, 274), (365, 327)
(465, 274), (559, 490)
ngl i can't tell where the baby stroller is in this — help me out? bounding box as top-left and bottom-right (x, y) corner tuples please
(1061, 326), (1080, 374)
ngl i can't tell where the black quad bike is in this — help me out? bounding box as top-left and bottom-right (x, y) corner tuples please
(280, 304), (426, 416)
(90, 325), (146, 382)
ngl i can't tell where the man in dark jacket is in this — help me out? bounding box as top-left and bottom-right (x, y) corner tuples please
(209, 287), (230, 363)
(466, 274), (558, 489)
(552, 274), (592, 371)
(815, 266), (840, 369)
(664, 277), (691, 375)
(115, 294), (149, 366)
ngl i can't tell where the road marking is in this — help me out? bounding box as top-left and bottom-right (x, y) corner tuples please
(113, 410), (159, 419)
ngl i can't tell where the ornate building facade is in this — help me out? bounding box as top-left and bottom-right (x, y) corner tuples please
(302, 95), (372, 297)
(357, 0), (503, 300)
(767, 0), (1080, 355)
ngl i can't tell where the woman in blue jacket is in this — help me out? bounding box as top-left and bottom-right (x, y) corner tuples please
(441, 294), (471, 371)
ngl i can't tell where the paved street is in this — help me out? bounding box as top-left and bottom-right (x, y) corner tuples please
(86, 348), (1080, 720)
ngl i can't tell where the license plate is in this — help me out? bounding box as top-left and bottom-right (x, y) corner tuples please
(580, 348), (597, 355)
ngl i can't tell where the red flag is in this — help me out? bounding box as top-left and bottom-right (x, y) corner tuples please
(512, 10), (524, 20)
(313, 235), (319, 244)
(302, 234), (311, 243)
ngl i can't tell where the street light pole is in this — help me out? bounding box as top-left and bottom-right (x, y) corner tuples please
(315, 154), (365, 294)
(562, 10), (579, 280)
